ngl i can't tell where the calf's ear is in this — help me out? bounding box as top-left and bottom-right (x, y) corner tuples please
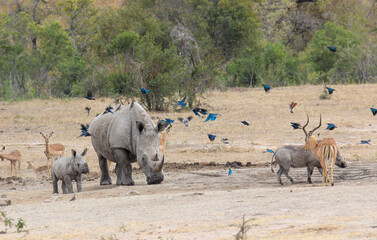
(81, 148), (88, 157)
(71, 149), (77, 157)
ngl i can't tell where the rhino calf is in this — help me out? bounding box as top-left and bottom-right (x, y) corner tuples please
(51, 149), (89, 194)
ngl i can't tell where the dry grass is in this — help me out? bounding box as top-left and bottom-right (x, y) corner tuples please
(1, 84), (377, 177)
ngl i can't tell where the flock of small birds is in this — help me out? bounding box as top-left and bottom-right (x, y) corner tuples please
(79, 46), (375, 175)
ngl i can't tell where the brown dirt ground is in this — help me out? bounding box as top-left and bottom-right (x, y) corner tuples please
(1, 84), (377, 239)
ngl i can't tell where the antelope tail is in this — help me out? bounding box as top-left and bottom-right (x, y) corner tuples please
(271, 152), (277, 173)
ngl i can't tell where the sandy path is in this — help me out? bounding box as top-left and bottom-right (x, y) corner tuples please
(1, 164), (377, 239)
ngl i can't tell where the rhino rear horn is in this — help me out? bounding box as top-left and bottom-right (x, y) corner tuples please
(154, 156), (164, 172)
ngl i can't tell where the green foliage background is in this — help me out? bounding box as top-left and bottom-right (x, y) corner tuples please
(1, 0), (377, 109)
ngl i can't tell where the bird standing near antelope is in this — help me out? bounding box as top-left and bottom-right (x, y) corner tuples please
(0, 146), (22, 177)
(40, 132), (65, 176)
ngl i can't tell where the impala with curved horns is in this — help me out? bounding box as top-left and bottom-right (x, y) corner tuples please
(302, 114), (338, 186)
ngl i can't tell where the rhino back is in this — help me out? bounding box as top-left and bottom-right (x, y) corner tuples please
(107, 103), (155, 153)
(51, 156), (72, 179)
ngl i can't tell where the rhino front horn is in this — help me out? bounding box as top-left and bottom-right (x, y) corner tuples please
(155, 157), (164, 172)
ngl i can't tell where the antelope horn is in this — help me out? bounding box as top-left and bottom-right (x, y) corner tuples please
(309, 114), (322, 136)
(302, 113), (310, 140)
(155, 156), (164, 172)
(40, 132), (45, 138)
(49, 132), (54, 138)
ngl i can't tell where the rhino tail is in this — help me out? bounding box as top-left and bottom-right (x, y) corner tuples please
(271, 152), (277, 173)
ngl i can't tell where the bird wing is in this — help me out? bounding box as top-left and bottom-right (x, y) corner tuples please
(86, 90), (93, 98)
(178, 117), (184, 123)
(187, 116), (193, 121)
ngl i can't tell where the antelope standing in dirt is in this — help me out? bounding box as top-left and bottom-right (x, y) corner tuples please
(27, 161), (48, 177)
(40, 132), (65, 175)
(0, 146), (22, 177)
(303, 114), (338, 186)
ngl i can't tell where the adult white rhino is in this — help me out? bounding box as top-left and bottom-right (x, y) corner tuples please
(90, 102), (165, 185)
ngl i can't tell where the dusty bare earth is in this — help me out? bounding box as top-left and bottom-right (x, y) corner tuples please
(2, 85), (377, 239)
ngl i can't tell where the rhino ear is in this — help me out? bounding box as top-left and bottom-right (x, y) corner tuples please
(136, 121), (145, 133)
(2, 146), (5, 151)
(155, 120), (166, 133)
(71, 149), (77, 157)
(81, 148), (88, 157)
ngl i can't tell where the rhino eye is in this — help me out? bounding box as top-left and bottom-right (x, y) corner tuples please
(77, 163), (80, 167)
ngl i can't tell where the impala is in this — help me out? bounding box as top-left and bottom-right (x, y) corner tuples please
(40, 132), (65, 175)
(0, 146), (22, 177)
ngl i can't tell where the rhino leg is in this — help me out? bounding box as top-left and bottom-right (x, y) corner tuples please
(61, 179), (67, 194)
(283, 170), (294, 184)
(307, 166), (314, 184)
(52, 174), (59, 194)
(277, 167), (284, 185)
(98, 154), (112, 185)
(113, 149), (135, 186)
(76, 174), (82, 192)
(64, 175), (73, 194)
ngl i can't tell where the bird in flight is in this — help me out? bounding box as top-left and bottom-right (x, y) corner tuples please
(193, 107), (208, 117)
(162, 118), (175, 127)
(326, 87), (336, 95)
(265, 149), (275, 154)
(326, 123), (337, 130)
(208, 134), (216, 142)
(177, 97), (187, 107)
(178, 116), (193, 127)
(263, 84), (272, 93)
(360, 140), (371, 145)
(141, 88), (150, 94)
(221, 138), (229, 144)
(104, 106), (114, 114)
(291, 122), (301, 129)
(289, 101), (297, 113)
(78, 124), (91, 137)
(204, 113), (218, 122)
(327, 46), (337, 52)
(84, 90), (95, 100)
(371, 108), (377, 116)
(241, 121), (250, 126)
(228, 168), (232, 176)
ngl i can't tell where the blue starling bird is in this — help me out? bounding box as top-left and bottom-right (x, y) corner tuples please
(221, 138), (229, 144)
(208, 134), (216, 142)
(265, 149), (275, 154)
(371, 108), (377, 116)
(360, 140), (371, 145)
(84, 90), (95, 100)
(326, 123), (337, 130)
(78, 124), (91, 137)
(193, 107), (208, 117)
(327, 46), (337, 52)
(326, 87), (336, 95)
(177, 97), (187, 107)
(141, 88), (150, 94)
(241, 121), (250, 126)
(291, 122), (301, 129)
(228, 168), (232, 176)
(263, 84), (272, 93)
(204, 113), (218, 122)
(162, 118), (175, 126)
(104, 106), (114, 114)
(178, 116), (193, 127)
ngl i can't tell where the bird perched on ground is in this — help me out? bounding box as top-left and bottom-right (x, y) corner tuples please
(78, 124), (91, 137)
(327, 46), (337, 52)
(193, 107), (208, 117)
(85, 106), (91, 116)
(290, 122), (301, 129)
(241, 121), (250, 126)
(263, 84), (272, 93)
(104, 106), (114, 114)
(326, 87), (336, 95)
(204, 113), (218, 122)
(326, 123), (337, 130)
(264, 149), (275, 154)
(228, 168), (232, 176)
(178, 116), (193, 127)
(289, 101), (297, 113)
(177, 97), (187, 107)
(84, 90), (95, 100)
(141, 88), (150, 94)
(70, 193), (76, 201)
(371, 108), (377, 116)
(208, 134), (216, 142)
(360, 140), (371, 145)
(221, 138), (229, 144)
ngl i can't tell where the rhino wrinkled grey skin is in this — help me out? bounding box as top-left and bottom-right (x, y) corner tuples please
(271, 145), (346, 185)
(51, 149), (89, 194)
(90, 102), (165, 186)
